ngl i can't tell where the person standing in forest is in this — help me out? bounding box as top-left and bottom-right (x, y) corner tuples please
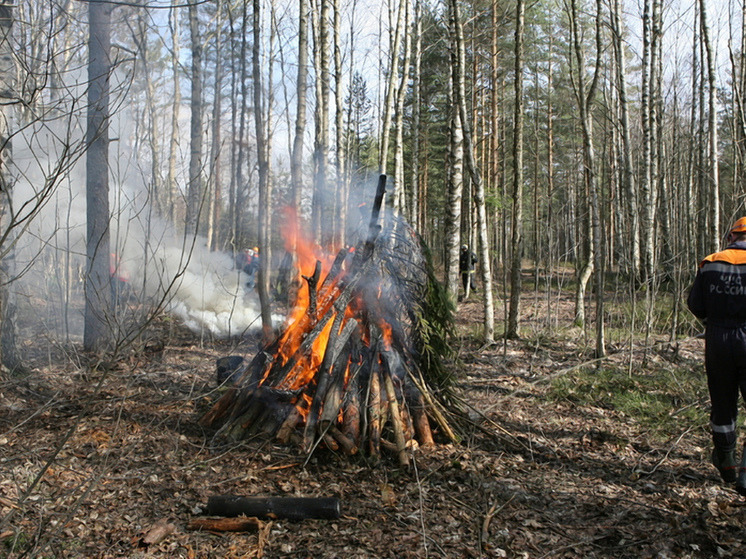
(688, 217), (746, 495)
(459, 244), (477, 297)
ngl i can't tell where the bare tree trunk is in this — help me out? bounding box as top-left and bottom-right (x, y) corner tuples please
(685, 3), (706, 261)
(545, 36), (555, 328)
(448, 0), (494, 343)
(253, 0), (273, 340)
(378, 0), (405, 176)
(410, 0), (422, 231)
(84, 0), (112, 352)
(235, 4), (251, 249)
(0, 1), (20, 372)
(208, 0), (224, 251)
(567, 0), (604, 358)
(506, 0), (525, 339)
(393, 0), (412, 217)
(445, 65), (463, 300)
(291, 0), (308, 214)
(166, 4), (180, 223)
(285, 0), (309, 306)
(610, 0), (640, 279)
(186, 1), (204, 236)
(490, 0), (500, 268)
(132, 9), (161, 219)
(311, 0), (330, 242)
(700, 0), (720, 252)
(570, 0), (592, 317)
(735, 0), (746, 198)
(333, 0), (347, 246)
(639, 0), (657, 283)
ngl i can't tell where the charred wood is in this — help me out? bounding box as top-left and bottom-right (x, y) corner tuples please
(303, 318), (358, 450)
(276, 405), (304, 443)
(303, 260), (322, 319)
(216, 355), (244, 385)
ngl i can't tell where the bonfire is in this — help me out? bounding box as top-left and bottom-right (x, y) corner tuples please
(202, 176), (458, 467)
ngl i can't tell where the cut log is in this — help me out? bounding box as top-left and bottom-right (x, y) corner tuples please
(341, 360), (362, 444)
(206, 495), (341, 521)
(327, 424), (358, 454)
(408, 387), (435, 446)
(382, 364), (410, 469)
(275, 405), (303, 443)
(367, 364), (381, 457)
(303, 318), (358, 450)
(188, 517), (261, 533)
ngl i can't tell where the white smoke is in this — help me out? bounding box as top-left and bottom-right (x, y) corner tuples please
(113, 209), (264, 339)
(11, 123), (265, 341)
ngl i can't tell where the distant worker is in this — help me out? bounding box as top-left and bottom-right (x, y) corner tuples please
(110, 252), (130, 305)
(688, 216), (746, 495)
(238, 246), (260, 289)
(459, 244), (477, 297)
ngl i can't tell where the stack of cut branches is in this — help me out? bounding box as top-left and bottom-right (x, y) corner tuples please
(202, 176), (459, 467)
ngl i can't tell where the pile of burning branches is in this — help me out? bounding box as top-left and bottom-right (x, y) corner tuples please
(202, 177), (459, 467)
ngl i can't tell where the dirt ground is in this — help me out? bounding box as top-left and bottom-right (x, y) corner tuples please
(1, 292), (746, 558)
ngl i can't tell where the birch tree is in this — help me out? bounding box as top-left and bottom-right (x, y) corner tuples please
(233, 3), (250, 248)
(207, 0), (224, 251)
(410, 0), (423, 230)
(333, 0), (347, 245)
(445, 48), (464, 300)
(378, 0), (405, 176)
(311, 0), (330, 242)
(448, 0), (494, 343)
(567, 0), (604, 354)
(166, 4), (181, 222)
(610, 0), (639, 279)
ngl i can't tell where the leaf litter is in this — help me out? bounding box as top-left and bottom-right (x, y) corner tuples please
(0, 295), (745, 558)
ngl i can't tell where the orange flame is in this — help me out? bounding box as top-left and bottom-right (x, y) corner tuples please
(260, 208), (391, 427)
(275, 207), (337, 364)
(380, 321), (394, 350)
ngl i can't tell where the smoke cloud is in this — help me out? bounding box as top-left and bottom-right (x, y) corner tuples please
(11, 124), (265, 341)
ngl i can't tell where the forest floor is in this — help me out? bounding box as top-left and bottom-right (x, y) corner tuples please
(1, 284), (746, 558)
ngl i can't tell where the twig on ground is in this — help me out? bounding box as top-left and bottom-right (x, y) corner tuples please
(634, 427), (694, 476)
(480, 495), (514, 551)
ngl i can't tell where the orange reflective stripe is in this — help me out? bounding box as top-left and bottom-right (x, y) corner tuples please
(701, 249), (746, 267)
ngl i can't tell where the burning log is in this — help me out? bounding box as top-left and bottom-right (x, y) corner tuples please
(303, 260), (322, 319)
(202, 175), (460, 464)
